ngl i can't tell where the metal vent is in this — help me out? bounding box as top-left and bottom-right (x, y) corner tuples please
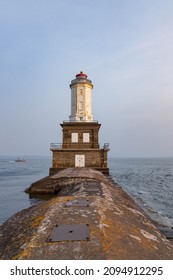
(85, 181), (101, 194)
(48, 224), (90, 242)
(65, 198), (90, 207)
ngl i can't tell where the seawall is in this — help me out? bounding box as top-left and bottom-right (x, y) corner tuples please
(0, 168), (173, 260)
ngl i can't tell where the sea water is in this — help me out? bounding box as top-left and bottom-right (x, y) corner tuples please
(0, 156), (173, 227)
(110, 157), (173, 227)
(0, 156), (51, 224)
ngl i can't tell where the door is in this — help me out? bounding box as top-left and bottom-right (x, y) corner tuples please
(75, 155), (85, 167)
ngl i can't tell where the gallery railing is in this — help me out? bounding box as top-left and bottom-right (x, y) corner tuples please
(62, 120), (99, 123)
(50, 143), (110, 150)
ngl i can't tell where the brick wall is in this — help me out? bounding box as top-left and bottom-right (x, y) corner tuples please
(52, 149), (107, 168)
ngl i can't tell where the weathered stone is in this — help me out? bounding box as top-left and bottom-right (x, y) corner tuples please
(0, 168), (173, 260)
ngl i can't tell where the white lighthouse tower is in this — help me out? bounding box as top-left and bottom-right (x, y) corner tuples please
(50, 72), (110, 175)
(69, 71), (93, 122)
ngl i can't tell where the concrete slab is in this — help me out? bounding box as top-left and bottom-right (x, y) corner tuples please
(1, 168), (173, 260)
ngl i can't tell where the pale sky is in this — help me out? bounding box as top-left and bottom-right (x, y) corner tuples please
(0, 0), (173, 157)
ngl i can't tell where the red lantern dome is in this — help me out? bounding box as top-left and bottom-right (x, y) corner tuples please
(76, 71), (88, 79)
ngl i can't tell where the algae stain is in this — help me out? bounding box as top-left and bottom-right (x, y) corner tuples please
(31, 215), (45, 228)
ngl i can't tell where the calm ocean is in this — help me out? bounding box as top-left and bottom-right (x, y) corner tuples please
(0, 156), (173, 227)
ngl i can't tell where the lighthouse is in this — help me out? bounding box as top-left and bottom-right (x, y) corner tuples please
(69, 71), (93, 122)
(50, 72), (110, 175)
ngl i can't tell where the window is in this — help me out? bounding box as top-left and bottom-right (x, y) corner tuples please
(83, 133), (90, 143)
(79, 94), (83, 101)
(79, 102), (83, 110)
(71, 133), (78, 143)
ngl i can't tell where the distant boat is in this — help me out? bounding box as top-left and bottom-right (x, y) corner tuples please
(15, 158), (25, 162)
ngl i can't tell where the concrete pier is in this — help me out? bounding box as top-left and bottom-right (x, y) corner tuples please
(0, 168), (173, 260)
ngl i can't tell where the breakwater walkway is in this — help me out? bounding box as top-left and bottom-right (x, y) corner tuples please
(0, 168), (173, 259)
